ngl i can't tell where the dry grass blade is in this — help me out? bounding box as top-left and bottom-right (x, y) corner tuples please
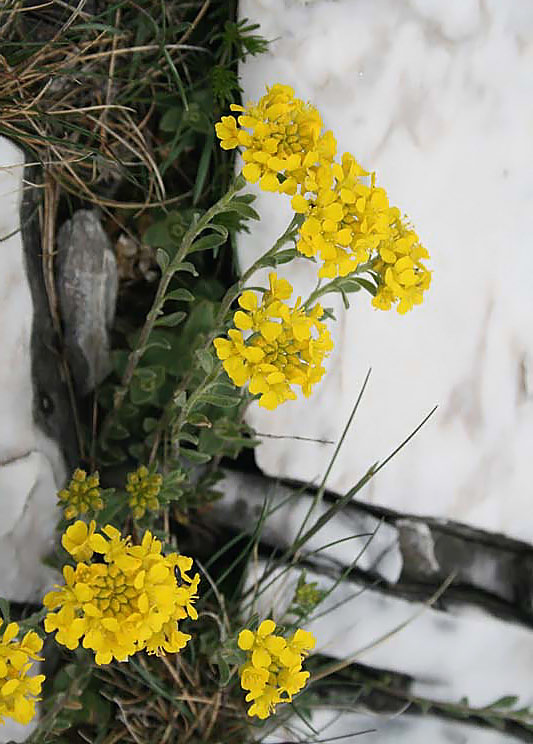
(0, 0), (211, 207)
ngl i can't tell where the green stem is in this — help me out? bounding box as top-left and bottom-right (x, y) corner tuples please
(148, 212), (302, 464)
(101, 180), (241, 443)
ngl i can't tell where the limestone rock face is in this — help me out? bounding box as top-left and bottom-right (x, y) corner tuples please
(0, 136), (67, 607)
(0, 137), (69, 742)
(237, 0), (533, 544)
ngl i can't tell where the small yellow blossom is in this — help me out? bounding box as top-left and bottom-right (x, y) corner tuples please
(61, 519), (97, 562)
(371, 209), (432, 314)
(292, 153), (392, 278)
(237, 619), (315, 719)
(215, 84), (335, 193)
(57, 469), (103, 520)
(44, 522), (199, 665)
(214, 273), (333, 410)
(125, 465), (163, 519)
(0, 620), (45, 726)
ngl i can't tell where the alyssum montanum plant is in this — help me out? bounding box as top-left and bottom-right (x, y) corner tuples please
(0, 83), (432, 732)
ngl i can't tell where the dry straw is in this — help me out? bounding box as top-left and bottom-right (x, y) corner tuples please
(0, 0), (209, 209)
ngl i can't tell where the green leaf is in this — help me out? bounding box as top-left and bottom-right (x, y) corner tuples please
(107, 422), (130, 441)
(195, 348), (214, 374)
(178, 431), (199, 446)
(143, 417), (159, 433)
(130, 378), (156, 405)
(163, 469), (186, 488)
(183, 102), (211, 134)
(143, 222), (169, 248)
(189, 232), (227, 254)
(217, 657), (231, 687)
(156, 248), (170, 272)
(144, 336), (172, 352)
(0, 598), (10, 623)
(128, 443), (147, 461)
(174, 391), (187, 409)
(154, 311), (187, 328)
(160, 106), (182, 132)
(180, 448), (212, 464)
(489, 696), (519, 709)
(272, 247), (298, 265)
(352, 277), (377, 295)
(227, 199), (260, 220)
(175, 261), (199, 277)
(134, 366), (165, 389)
(187, 412), (212, 428)
(165, 288), (195, 302)
(199, 393), (241, 408)
(234, 173), (247, 191)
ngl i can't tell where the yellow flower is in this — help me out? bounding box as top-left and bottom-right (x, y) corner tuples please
(214, 273), (333, 409)
(238, 619), (315, 719)
(246, 684), (283, 719)
(44, 523), (199, 665)
(277, 666), (310, 697)
(61, 519), (97, 562)
(238, 619), (286, 669)
(279, 628), (316, 668)
(0, 620), (45, 726)
(57, 469), (103, 520)
(292, 153), (393, 279)
(215, 84), (334, 193)
(125, 465), (163, 519)
(240, 663), (270, 694)
(371, 210), (432, 313)
(217, 82), (431, 313)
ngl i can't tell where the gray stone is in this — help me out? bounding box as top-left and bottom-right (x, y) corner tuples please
(397, 519), (441, 577)
(56, 210), (118, 395)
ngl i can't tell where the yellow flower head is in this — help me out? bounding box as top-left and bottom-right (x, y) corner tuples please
(214, 273), (333, 410)
(292, 153), (390, 277)
(215, 84), (335, 193)
(371, 209), (432, 313)
(217, 82), (431, 313)
(57, 468), (103, 520)
(237, 619), (315, 719)
(0, 620), (45, 726)
(62, 519), (97, 562)
(125, 465), (163, 520)
(44, 522), (199, 665)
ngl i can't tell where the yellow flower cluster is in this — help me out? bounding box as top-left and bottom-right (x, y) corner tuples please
(126, 465), (163, 519)
(238, 620), (315, 719)
(0, 620), (45, 726)
(371, 209), (431, 314)
(215, 84), (431, 313)
(44, 521), (199, 665)
(214, 273), (333, 409)
(215, 83), (335, 194)
(57, 468), (103, 520)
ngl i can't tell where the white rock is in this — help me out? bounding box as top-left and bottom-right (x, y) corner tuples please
(0, 134), (67, 744)
(0, 136), (66, 603)
(237, 0), (533, 543)
(266, 709), (523, 743)
(248, 560), (533, 708)
(216, 470), (403, 582)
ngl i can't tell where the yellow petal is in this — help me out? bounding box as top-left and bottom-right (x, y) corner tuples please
(234, 310), (253, 331)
